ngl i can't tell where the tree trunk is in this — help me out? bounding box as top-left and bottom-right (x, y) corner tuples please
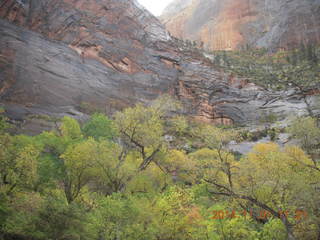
(64, 181), (74, 204)
(287, 232), (296, 240)
(283, 219), (296, 240)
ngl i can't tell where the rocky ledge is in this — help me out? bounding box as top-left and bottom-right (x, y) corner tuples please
(0, 0), (317, 134)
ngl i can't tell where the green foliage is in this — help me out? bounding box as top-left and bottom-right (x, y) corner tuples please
(115, 103), (163, 149)
(2, 192), (43, 238)
(211, 44), (320, 94)
(59, 116), (83, 140)
(260, 219), (287, 240)
(0, 134), (41, 194)
(0, 96), (320, 240)
(0, 193), (9, 230)
(87, 194), (156, 240)
(166, 115), (189, 136)
(27, 114), (60, 122)
(288, 116), (320, 154)
(82, 113), (117, 140)
(212, 217), (259, 240)
(79, 101), (102, 115)
(190, 122), (238, 149)
(36, 192), (91, 240)
(0, 107), (10, 133)
(60, 138), (101, 203)
(153, 186), (202, 240)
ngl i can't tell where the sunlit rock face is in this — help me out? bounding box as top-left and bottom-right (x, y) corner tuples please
(161, 0), (320, 50)
(0, 0), (317, 134)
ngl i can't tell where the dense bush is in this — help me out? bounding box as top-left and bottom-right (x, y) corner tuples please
(0, 95), (319, 240)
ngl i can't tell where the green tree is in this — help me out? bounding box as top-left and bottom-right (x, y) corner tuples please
(37, 117), (86, 203)
(82, 113), (116, 140)
(59, 116), (83, 140)
(153, 186), (205, 240)
(87, 194), (156, 240)
(114, 95), (180, 173)
(260, 219), (287, 240)
(190, 122), (238, 151)
(288, 117), (320, 157)
(60, 138), (99, 203)
(35, 191), (92, 240)
(0, 134), (40, 195)
(191, 143), (316, 239)
(85, 140), (134, 195)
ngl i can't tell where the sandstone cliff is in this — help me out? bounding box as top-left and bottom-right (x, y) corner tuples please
(0, 0), (317, 134)
(161, 0), (320, 50)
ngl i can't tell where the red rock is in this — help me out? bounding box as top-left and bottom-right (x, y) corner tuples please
(161, 0), (320, 50)
(0, 0), (318, 134)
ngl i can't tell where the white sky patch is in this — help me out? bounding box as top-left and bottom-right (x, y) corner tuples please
(137, 0), (173, 16)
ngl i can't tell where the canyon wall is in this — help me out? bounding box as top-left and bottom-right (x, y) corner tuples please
(161, 0), (320, 50)
(0, 0), (316, 133)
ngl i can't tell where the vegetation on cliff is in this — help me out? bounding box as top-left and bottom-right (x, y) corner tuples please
(0, 96), (319, 240)
(210, 44), (320, 116)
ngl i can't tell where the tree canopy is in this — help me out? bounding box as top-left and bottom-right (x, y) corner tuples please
(0, 95), (319, 240)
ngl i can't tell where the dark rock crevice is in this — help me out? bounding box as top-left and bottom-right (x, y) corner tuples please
(0, 0), (318, 134)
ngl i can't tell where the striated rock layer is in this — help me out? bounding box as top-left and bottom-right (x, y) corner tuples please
(0, 0), (317, 134)
(161, 0), (320, 50)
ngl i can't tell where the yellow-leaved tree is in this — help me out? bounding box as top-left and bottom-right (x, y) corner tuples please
(192, 142), (319, 240)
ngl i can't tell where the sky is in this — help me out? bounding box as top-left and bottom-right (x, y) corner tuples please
(138, 0), (173, 16)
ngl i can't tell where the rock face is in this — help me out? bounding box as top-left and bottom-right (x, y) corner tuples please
(0, 0), (317, 134)
(161, 0), (320, 50)
(0, 0), (178, 132)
